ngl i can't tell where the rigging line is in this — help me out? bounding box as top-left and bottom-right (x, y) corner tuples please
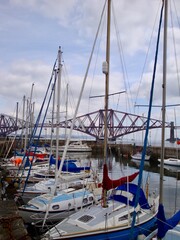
(29, 58), (58, 142)
(130, 1), (164, 239)
(62, 58), (76, 111)
(172, 0), (180, 28)
(88, 7), (106, 113)
(135, 103), (180, 107)
(134, 0), (162, 112)
(20, 58), (58, 189)
(61, 67), (72, 119)
(42, 0), (108, 228)
(174, 171), (178, 214)
(112, 2), (133, 112)
(90, 90), (125, 98)
(24, 87), (56, 185)
(170, 0), (180, 96)
(22, 68), (57, 192)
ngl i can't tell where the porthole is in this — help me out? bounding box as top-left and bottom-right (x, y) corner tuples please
(52, 205), (59, 210)
(89, 196), (93, 202)
(83, 198), (88, 204)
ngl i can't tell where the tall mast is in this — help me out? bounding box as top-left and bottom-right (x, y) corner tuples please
(55, 47), (62, 180)
(22, 95), (26, 149)
(102, 0), (111, 208)
(48, 81), (56, 172)
(104, 0), (111, 164)
(29, 83), (34, 136)
(15, 102), (18, 136)
(65, 83), (69, 142)
(159, 0), (168, 205)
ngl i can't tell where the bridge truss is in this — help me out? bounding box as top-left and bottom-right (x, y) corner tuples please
(50, 109), (171, 141)
(0, 114), (25, 137)
(0, 109), (171, 140)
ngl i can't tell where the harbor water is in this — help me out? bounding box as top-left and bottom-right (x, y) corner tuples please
(0, 150), (180, 239)
(87, 151), (180, 218)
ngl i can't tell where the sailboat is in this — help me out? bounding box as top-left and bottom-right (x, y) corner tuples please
(158, 157), (180, 167)
(18, 48), (100, 224)
(58, 141), (92, 153)
(16, 158), (92, 203)
(18, 186), (101, 224)
(131, 152), (150, 161)
(42, 1), (159, 239)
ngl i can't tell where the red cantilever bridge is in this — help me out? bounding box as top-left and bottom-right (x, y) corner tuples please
(0, 109), (174, 140)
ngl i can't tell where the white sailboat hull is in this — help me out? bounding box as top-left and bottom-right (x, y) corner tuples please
(43, 195), (159, 240)
(131, 153), (150, 161)
(158, 158), (180, 167)
(58, 141), (92, 152)
(18, 188), (99, 224)
(17, 176), (96, 204)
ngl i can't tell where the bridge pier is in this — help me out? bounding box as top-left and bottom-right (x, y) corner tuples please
(169, 121), (176, 143)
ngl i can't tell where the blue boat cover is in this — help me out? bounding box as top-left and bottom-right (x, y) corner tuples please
(49, 155), (90, 173)
(157, 204), (180, 238)
(110, 183), (150, 209)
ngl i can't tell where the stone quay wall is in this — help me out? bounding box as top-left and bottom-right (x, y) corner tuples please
(0, 137), (179, 159)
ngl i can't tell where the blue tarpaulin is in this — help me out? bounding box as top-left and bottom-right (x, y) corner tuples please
(49, 155), (90, 173)
(111, 183), (150, 209)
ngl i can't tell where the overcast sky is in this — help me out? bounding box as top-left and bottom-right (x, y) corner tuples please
(0, 0), (180, 142)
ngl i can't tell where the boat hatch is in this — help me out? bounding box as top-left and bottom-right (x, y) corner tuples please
(78, 215), (94, 223)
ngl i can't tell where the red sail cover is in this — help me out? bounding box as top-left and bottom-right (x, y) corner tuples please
(102, 163), (139, 191)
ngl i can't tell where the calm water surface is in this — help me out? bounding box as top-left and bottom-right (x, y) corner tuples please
(76, 151), (180, 218)
(24, 150), (180, 239)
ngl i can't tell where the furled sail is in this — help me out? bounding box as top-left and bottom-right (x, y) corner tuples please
(102, 163), (139, 191)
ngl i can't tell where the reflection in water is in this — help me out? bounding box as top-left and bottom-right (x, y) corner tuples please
(64, 151), (92, 160)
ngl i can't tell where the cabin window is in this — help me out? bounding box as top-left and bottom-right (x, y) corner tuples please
(83, 198), (88, 204)
(118, 212), (134, 221)
(52, 205), (59, 210)
(118, 214), (128, 221)
(78, 215), (94, 223)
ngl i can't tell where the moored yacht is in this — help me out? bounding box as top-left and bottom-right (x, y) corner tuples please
(58, 141), (92, 152)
